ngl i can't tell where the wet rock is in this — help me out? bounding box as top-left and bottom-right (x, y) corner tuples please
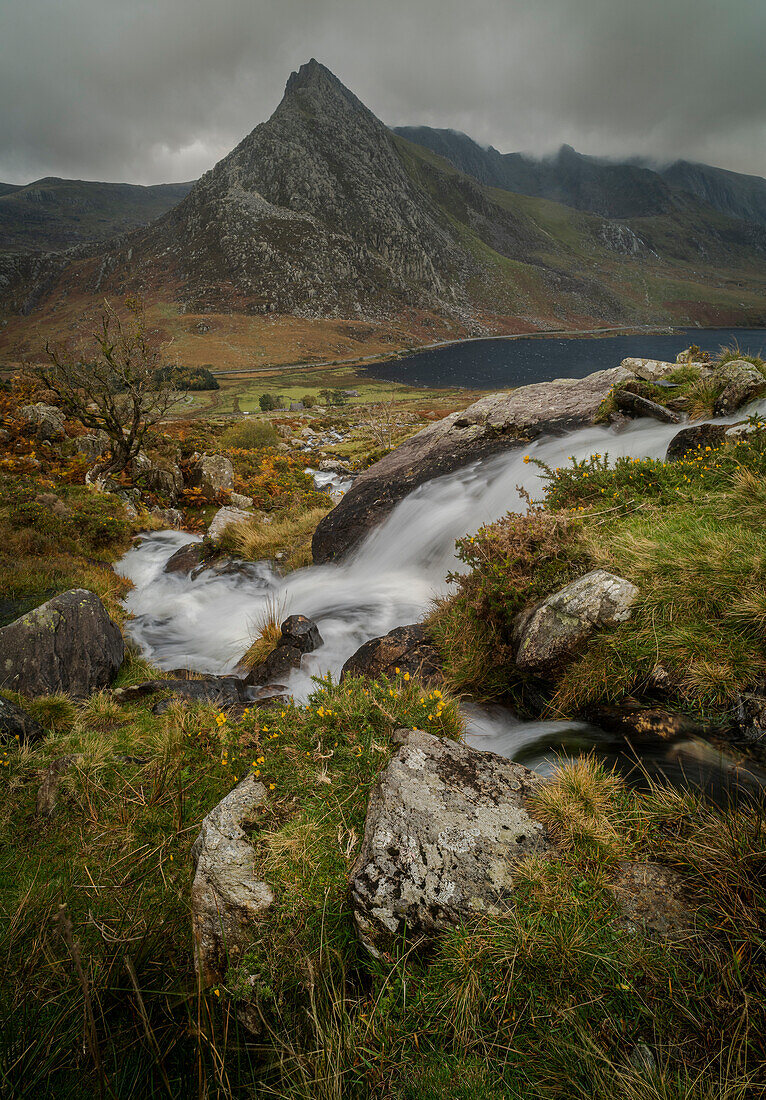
(244, 645), (303, 688)
(164, 541), (205, 575)
(191, 775), (273, 986)
(207, 506), (253, 544)
(665, 423), (726, 462)
(0, 590), (124, 698)
(113, 676), (245, 708)
(341, 624), (442, 685)
(19, 403), (65, 440)
(280, 614), (323, 653)
(611, 861), (692, 936)
(587, 703), (723, 742)
(313, 366), (632, 562)
(514, 570), (638, 675)
(350, 729), (548, 953)
(188, 453), (234, 500)
(0, 696), (45, 745)
(713, 360), (766, 416)
(614, 388), (681, 424)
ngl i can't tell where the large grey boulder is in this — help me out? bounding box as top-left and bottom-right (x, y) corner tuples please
(713, 360), (766, 416)
(191, 775), (273, 986)
(19, 403), (65, 440)
(189, 454), (234, 500)
(131, 452), (184, 500)
(313, 366), (632, 562)
(349, 730), (548, 953)
(0, 590), (124, 697)
(619, 357), (684, 382)
(514, 569), (638, 674)
(73, 431), (110, 461)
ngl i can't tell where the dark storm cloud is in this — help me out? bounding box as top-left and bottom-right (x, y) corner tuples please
(2, 0), (765, 185)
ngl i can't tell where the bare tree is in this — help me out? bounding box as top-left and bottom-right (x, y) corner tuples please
(38, 297), (175, 476)
(357, 394), (412, 451)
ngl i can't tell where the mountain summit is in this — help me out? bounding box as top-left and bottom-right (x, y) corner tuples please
(2, 61), (766, 335)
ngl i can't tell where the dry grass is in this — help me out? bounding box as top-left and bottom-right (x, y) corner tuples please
(531, 756), (629, 859)
(239, 595), (285, 671)
(223, 505), (332, 572)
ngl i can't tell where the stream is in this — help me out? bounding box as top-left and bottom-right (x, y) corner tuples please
(116, 400), (766, 799)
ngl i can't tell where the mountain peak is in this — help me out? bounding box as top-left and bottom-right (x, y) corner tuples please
(284, 59), (345, 97)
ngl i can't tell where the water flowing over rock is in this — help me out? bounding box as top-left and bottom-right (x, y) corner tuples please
(191, 775), (273, 986)
(0, 589), (124, 697)
(313, 366), (631, 562)
(241, 615), (323, 688)
(349, 729), (548, 953)
(513, 569), (638, 674)
(163, 541), (205, 575)
(341, 624), (441, 685)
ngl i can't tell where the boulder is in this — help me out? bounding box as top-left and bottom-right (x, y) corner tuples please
(313, 366), (632, 562)
(614, 388), (681, 424)
(619, 357), (682, 382)
(279, 614), (323, 653)
(726, 421), (762, 441)
(514, 570), (638, 675)
(164, 541), (205, 575)
(243, 645), (303, 688)
(131, 453), (184, 500)
(19, 403), (65, 440)
(0, 696), (45, 745)
(191, 775), (273, 986)
(341, 624), (442, 685)
(73, 431), (110, 461)
(207, 506), (253, 544)
(319, 459), (353, 474)
(189, 454), (235, 500)
(665, 423), (726, 462)
(230, 491), (254, 509)
(0, 590), (124, 698)
(150, 506), (184, 529)
(713, 360), (766, 416)
(113, 676), (245, 708)
(350, 729), (548, 953)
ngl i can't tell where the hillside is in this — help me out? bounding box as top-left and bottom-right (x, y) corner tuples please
(0, 178), (194, 253)
(2, 61), (766, 363)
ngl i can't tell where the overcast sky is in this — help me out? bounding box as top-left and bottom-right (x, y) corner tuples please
(2, 0), (765, 185)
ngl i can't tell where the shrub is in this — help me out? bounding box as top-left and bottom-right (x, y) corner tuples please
(220, 419), (278, 451)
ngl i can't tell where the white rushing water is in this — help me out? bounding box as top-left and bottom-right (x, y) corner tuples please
(116, 400), (766, 779)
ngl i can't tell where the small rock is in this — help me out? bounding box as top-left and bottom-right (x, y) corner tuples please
(230, 492), (254, 509)
(665, 423), (726, 462)
(341, 624), (442, 685)
(208, 506), (253, 544)
(611, 861), (692, 936)
(191, 775), (273, 986)
(0, 590), (124, 698)
(0, 696), (45, 745)
(164, 541), (205, 575)
(279, 615), (323, 653)
(151, 506), (184, 529)
(514, 570), (638, 675)
(114, 676), (245, 708)
(19, 403), (65, 440)
(350, 730), (548, 953)
(36, 754), (82, 816)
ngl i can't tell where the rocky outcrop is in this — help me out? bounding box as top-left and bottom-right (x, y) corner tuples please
(350, 729), (547, 952)
(341, 624), (442, 685)
(131, 453), (184, 500)
(313, 366), (631, 562)
(0, 696), (45, 744)
(73, 431), (110, 461)
(241, 615), (323, 688)
(189, 455), (234, 501)
(665, 423), (727, 461)
(113, 675), (246, 711)
(191, 775), (273, 986)
(19, 403), (65, 440)
(0, 590), (124, 697)
(713, 360), (766, 415)
(513, 570), (638, 674)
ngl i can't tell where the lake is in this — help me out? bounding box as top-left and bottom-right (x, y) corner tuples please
(363, 327), (766, 389)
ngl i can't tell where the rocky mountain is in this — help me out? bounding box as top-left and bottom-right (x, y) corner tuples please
(2, 61), (766, 341)
(0, 178), (194, 253)
(655, 160), (766, 229)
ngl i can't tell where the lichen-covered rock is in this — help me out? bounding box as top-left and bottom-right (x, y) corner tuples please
(713, 360), (766, 416)
(349, 730), (547, 952)
(514, 569), (638, 674)
(0, 696), (45, 745)
(314, 366), (632, 562)
(131, 453), (184, 500)
(341, 624), (441, 685)
(207, 505), (252, 544)
(665, 423), (726, 462)
(73, 431), (110, 461)
(150, 506), (184, 529)
(191, 776), (273, 986)
(230, 491), (254, 509)
(189, 454), (235, 500)
(0, 590), (124, 698)
(19, 403), (65, 440)
(611, 862), (692, 936)
(619, 357), (686, 382)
